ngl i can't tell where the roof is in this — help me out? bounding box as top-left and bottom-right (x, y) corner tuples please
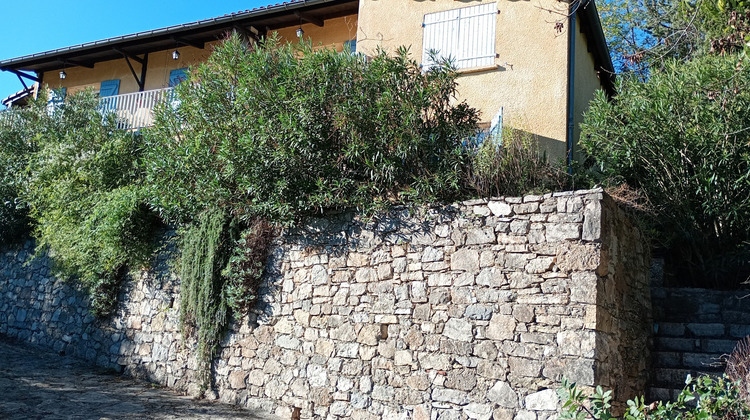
(0, 0), (358, 76)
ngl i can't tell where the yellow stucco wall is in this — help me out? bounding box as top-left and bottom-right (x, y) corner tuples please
(276, 15), (359, 51)
(41, 42), (218, 96)
(41, 15), (358, 96)
(356, 0), (604, 161)
(572, 24), (603, 164)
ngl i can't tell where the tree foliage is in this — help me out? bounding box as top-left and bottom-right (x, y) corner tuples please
(581, 53), (750, 287)
(598, 0), (750, 75)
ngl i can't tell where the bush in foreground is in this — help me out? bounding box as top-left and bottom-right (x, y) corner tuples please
(581, 53), (750, 288)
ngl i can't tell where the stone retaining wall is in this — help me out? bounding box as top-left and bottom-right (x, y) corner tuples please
(0, 189), (651, 419)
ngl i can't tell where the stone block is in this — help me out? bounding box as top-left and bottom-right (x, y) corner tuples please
(464, 402), (493, 420)
(432, 388), (469, 405)
(451, 249), (480, 273)
(525, 389), (558, 411)
(466, 228), (496, 245)
(445, 369), (477, 391)
(465, 304), (493, 321)
(486, 314), (516, 341)
(443, 318), (474, 342)
(228, 370), (247, 389)
(487, 381), (517, 407)
(488, 201), (513, 216)
(509, 357), (542, 377)
(686, 323), (726, 337)
(545, 223), (581, 242)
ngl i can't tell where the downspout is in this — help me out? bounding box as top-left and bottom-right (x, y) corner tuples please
(566, 9), (576, 175)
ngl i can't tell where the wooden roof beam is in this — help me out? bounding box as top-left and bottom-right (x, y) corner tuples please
(294, 10), (324, 27)
(171, 36), (204, 49)
(113, 48), (145, 65)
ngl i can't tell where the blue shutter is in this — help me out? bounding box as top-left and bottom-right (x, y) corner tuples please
(344, 40), (357, 54)
(169, 68), (189, 87)
(47, 88), (66, 114)
(99, 79), (120, 97)
(99, 80), (120, 113)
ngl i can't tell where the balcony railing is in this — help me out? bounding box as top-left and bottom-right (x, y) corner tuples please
(98, 87), (175, 131)
(0, 108), (21, 130)
(0, 88), (174, 132)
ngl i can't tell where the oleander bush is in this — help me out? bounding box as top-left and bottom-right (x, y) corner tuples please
(143, 33), (480, 225)
(0, 107), (35, 243)
(141, 32), (481, 392)
(581, 53), (750, 288)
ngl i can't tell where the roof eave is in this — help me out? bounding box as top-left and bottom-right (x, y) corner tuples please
(0, 0), (353, 73)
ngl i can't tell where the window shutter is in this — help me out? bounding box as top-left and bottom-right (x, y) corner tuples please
(169, 68), (189, 87)
(344, 39), (357, 54)
(99, 79), (120, 97)
(98, 80), (120, 113)
(422, 3), (496, 70)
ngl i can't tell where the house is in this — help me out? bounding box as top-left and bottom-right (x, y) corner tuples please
(0, 0), (613, 163)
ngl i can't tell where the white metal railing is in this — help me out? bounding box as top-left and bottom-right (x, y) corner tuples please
(98, 87), (175, 130)
(0, 108), (21, 130)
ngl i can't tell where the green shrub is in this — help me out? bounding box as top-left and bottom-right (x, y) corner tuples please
(0, 108), (36, 243)
(580, 53), (750, 288)
(21, 90), (156, 315)
(143, 33), (479, 225)
(466, 127), (570, 197)
(559, 375), (750, 419)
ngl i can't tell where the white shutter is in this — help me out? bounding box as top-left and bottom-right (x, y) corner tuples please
(422, 3), (497, 70)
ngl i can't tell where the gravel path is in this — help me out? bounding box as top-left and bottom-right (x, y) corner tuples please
(0, 336), (281, 420)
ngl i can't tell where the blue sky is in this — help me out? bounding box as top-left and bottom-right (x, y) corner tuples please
(0, 0), (277, 107)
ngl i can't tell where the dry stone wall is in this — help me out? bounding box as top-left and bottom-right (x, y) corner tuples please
(0, 189), (651, 419)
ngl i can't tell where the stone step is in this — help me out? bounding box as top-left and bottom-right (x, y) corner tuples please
(647, 387), (683, 403)
(651, 367), (723, 389)
(651, 351), (727, 370)
(653, 336), (739, 354)
(654, 322), (750, 341)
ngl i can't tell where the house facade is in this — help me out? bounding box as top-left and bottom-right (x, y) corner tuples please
(0, 0), (612, 163)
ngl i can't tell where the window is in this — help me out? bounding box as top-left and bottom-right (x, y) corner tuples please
(422, 3), (497, 70)
(99, 79), (120, 97)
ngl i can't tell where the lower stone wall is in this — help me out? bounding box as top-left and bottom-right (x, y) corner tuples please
(0, 189), (651, 419)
